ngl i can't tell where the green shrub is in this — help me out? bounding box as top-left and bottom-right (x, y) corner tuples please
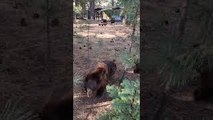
(74, 4), (82, 15)
(97, 79), (140, 120)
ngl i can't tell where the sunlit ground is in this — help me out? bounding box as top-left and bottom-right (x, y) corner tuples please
(74, 21), (133, 40)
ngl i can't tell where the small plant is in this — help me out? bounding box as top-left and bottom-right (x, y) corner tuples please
(97, 79), (140, 120)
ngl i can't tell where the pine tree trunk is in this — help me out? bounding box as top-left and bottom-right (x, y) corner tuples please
(129, 5), (139, 53)
(89, 0), (95, 20)
(111, 0), (114, 7)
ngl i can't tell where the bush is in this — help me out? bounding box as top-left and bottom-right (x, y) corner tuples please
(74, 4), (82, 15)
(97, 79), (140, 120)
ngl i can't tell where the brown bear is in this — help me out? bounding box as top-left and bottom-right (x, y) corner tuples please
(39, 83), (73, 120)
(84, 60), (117, 98)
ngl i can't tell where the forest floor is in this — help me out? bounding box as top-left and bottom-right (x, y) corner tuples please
(73, 20), (140, 120)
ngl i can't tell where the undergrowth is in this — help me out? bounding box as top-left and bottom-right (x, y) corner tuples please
(97, 79), (140, 120)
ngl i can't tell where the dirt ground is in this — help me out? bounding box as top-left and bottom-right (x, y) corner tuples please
(73, 20), (140, 120)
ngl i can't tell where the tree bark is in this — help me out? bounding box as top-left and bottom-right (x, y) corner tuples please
(89, 0), (95, 20)
(129, 5), (139, 53)
(111, 0), (114, 7)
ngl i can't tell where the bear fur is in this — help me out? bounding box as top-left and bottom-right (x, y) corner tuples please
(84, 60), (117, 97)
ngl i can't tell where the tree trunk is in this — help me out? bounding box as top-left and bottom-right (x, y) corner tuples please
(89, 0), (95, 20)
(129, 5), (139, 53)
(88, 10), (90, 19)
(111, 0), (114, 7)
(75, 0), (80, 5)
